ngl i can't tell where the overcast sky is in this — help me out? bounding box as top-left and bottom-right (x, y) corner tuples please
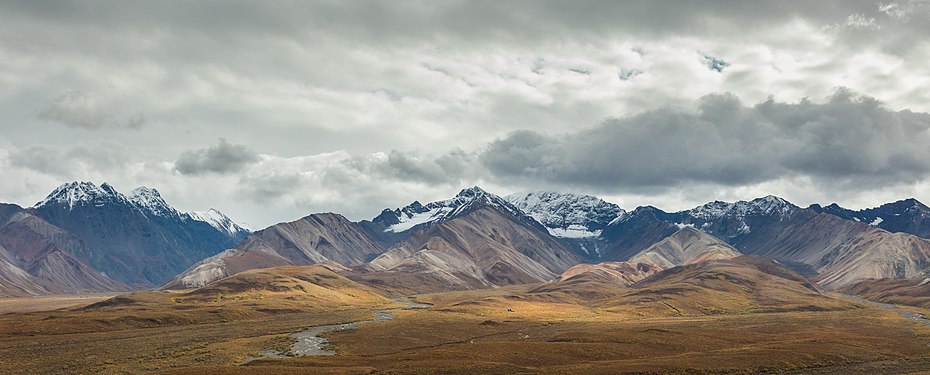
(2, 0), (930, 228)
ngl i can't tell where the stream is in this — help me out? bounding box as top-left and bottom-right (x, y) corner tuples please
(240, 296), (432, 364)
(841, 294), (930, 327)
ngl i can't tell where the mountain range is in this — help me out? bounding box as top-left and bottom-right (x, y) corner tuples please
(168, 187), (580, 291)
(0, 182), (249, 296)
(4, 182), (930, 297)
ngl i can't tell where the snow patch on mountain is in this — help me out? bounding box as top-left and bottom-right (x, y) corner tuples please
(548, 225), (602, 238)
(189, 209), (249, 235)
(386, 207), (450, 233)
(870, 217), (884, 226)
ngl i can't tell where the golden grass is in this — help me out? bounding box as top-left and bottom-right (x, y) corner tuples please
(0, 293), (119, 314)
(163, 300), (930, 375)
(4, 262), (930, 374)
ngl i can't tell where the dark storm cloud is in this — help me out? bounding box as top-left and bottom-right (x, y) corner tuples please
(481, 90), (930, 189)
(174, 139), (261, 175)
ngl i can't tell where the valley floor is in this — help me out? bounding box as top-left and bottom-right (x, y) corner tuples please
(3, 288), (930, 374)
(0, 293), (120, 314)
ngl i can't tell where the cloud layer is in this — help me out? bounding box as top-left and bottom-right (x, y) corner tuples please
(1, 1), (930, 227)
(37, 91), (145, 129)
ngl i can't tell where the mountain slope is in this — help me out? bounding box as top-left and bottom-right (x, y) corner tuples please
(840, 278), (930, 308)
(608, 256), (842, 315)
(363, 189), (581, 292)
(538, 228), (740, 298)
(628, 227), (742, 268)
(165, 212), (386, 288)
(32, 182), (249, 286)
(173, 264), (389, 306)
(598, 206), (680, 261)
(0, 203), (127, 296)
(719, 211), (930, 288)
(87, 263), (391, 316)
(597, 196), (802, 261)
(594, 196), (930, 288)
(532, 255), (846, 316)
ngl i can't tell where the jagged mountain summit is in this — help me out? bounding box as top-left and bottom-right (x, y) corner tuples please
(505, 191), (626, 260)
(128, 186), (183, 219)
(810, 198), (930, 239)
(505, 191), (625, 238)
(684, 195), (799, 221)
(676, 195), (801, 237)
(35, 181), (128, 210)
(30, 181), (250, 286)
(371, 187), (537, 234)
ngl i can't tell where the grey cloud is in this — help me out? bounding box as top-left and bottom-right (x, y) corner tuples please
(36, 90), (145, 130)
(338, 149), (476, 185)
(237, 172), (303, 202)
(231, 149), (477, 221)
(481, 90), (930, 190)
(174, 139), (261, 175)
(6, 145), (129, 177)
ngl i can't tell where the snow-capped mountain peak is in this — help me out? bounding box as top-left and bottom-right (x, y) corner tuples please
(34, 181), (130, 209)
(189, 208), (249, 235)
(130, 186), (181, 218)
(374, 186), (528, 233)
(686, 195), (798, 220)
(505, 191), (625, 238)
(34, 181), (249, 238)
